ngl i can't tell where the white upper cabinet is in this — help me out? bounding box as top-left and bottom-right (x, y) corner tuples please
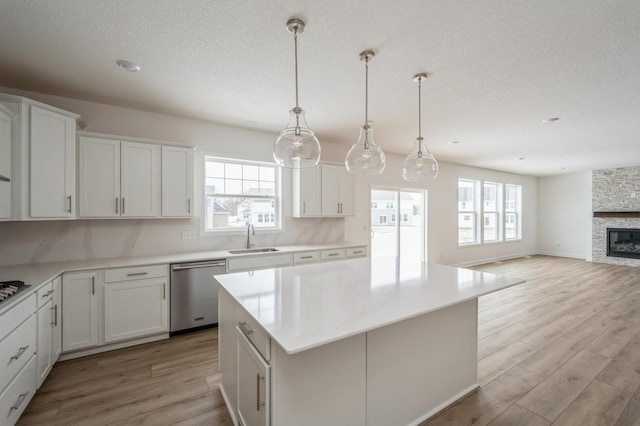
(121, 141), (160, 217)
(78, 134), (161, 218)
(292, 166), (321, 217)
(321, 164), (354, 217)
(161, 145), (193, 217)
(293, 163), (354, 218)
(0, 94), (80, 221)
(0, 103), (12, 220)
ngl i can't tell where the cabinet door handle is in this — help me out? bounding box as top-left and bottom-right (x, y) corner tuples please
(122, 197), (125, 214)
(67, 195), (72, 213)
(126, 272), (148, 277)
(10, 392), (29, 411)
(115, 197), (119, 214)
(52, 304), (58, 326)
(163, 283), (166, 300)
(10, 346), (29, 361)
(187, 198), (191, 214)
(238, 321), (253, 336)
(303, 201), (306, 214)
(92, 276), (95, 295)
(256, 373), (265, 411)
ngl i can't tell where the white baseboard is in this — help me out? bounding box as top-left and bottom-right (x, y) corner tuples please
(59, 333), (169, 361)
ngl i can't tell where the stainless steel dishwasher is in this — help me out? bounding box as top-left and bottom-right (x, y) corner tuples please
(170, 259), (226, 335)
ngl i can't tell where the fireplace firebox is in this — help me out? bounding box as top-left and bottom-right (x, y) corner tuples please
(607, 228), (640, 259)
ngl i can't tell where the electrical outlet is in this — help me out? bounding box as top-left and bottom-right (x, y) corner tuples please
(181, 230), (196, 240)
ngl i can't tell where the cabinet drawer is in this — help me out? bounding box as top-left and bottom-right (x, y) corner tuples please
(104, 264), (168, 283)
(36, 281), (54, 308)
(236, 310), (271, 362)
(346, 247), (367, 258)
(228, 253), (292, 272)
(320, 249), (346, 261)
(0, 315), (36, 392)
(0, 355), (36, 425)
(0, 294), (36, 341)
(293, 251), (320, 264)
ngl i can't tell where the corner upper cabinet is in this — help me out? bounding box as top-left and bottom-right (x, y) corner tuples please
(292, 166), (321, 217)
(78, 134), (160, 218)
(161, 145), (193, 217)
(0, 103), (13, 220)
(0, 94), (80, 220)
(321, 164), (354, 217)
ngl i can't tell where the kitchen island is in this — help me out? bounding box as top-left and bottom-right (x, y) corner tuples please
(215, 257), (524, 426)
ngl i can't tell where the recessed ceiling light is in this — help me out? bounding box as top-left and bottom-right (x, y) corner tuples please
(116, 60), (141, 72)
(542, 117), (560, 124)
(516, 157), (525, 161)
(449, 140), (460, 145)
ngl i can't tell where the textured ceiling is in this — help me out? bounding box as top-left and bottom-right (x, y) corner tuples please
(1, 0), (639, 176)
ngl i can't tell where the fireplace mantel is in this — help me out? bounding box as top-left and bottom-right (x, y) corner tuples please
(593, 212), (640, 218)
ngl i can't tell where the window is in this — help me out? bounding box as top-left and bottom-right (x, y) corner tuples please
(483, 182), (502, 242)
(458, 179), (479, 244)
(391, 213), (397, 223)
(204, 157), (280, 231)
(379, 215), (387, 225)
(371, 202), (378, 209)
(386, 201), (394, 209)
(458, 179), (522, 245)
(505, 184), (521, 240)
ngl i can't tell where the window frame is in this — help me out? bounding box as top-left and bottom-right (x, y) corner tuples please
(458, 179), (480, 245)
(505, 184), (522, 241)
(203, 156), (282, 233)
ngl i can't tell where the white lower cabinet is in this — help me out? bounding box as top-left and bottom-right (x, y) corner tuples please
(52, 277), (62, 362)
(36, 296), (53, 388)
(0, 293), (37, 426)
(237, 328), (270, 426)
(62, 271), (99, 352)
(104, 277), (168, 343)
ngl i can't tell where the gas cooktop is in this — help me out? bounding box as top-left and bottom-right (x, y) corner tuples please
(0, 280), (31, 308)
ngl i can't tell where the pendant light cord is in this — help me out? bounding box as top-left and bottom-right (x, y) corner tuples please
(365, 56), (369, 127)
(294, 27), (299, 109)
(417, 77), (423, 158)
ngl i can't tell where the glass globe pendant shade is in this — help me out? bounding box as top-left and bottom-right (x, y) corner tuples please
(273, 107), (321, 168)
(401, 137), (439, 181)
(345, 125), (386, 175)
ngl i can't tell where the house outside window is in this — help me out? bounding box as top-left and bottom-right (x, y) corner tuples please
(379, 215), (387, 225)
(204, 156), (280, 231)
(459, 178), (522, 245)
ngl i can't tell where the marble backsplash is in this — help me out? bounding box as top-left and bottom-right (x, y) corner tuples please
(0, 217), (345, 266)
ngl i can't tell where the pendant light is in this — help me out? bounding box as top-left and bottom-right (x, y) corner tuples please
(273, 19), (321, 169)
(402, 73), (438, 181)
(345, 51), (386, 175)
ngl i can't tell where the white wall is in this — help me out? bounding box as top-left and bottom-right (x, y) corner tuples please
(537, 171), (592, 260)
(1, 87), (539, 267)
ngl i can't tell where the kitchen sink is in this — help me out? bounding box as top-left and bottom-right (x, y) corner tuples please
(227, 247), (280, 255)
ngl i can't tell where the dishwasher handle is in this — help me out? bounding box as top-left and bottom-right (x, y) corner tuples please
(171, 261), (226, 271)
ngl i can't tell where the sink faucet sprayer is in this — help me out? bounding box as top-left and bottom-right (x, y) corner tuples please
(246, 223), (255, 249)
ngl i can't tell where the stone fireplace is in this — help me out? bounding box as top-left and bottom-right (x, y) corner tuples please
(592, 166), (640, 267)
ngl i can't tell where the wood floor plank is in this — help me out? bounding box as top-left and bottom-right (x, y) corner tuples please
(552, 380), (631, 426)
(615, 387), (640, 426)
(518, 350), (612, 421)
(486, 403), (550, 426)
(478, 341), (537, 386)
(597, 335), (640, 393)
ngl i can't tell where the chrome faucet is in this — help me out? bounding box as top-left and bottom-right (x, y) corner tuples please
(246, 223), (255, 249)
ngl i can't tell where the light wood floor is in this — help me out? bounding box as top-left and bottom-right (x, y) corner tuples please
(18, 255), (640, 425)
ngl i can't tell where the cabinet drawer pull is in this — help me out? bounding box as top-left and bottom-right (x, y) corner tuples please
(10, 345), (29, 361)
(256, 373), (265, 411)
(126, 272), (148, 277)
(238, 321), (253, 336)
(67, 195), (73, 213)
(41, 290), (54, 298)
(328, 253), (339, 256)
(353, 250), (363, 254)
(300, 255), (313, 259)
(10, 392), (29, 411)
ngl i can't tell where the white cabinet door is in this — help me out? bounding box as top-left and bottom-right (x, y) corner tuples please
(36, 297), (53, 388)
(103, 278), (168, 343)
(321, 164), (340, 216)
(52, 276), (62, 362)
(339, 167), (354, 216)
(62, 271), (99, 352)
(29, 105), (76, 218)
(292, 166), (321, 217)
(0, 105), (11, 220)
(161, 145), (193, 217)
(121, 141), (160, 217)
(237, 328), (270, 426)
(78, 136), (120, 217)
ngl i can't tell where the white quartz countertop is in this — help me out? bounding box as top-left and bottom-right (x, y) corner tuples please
(215, 257), (525, 355)
(0, 242), (365, 315)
